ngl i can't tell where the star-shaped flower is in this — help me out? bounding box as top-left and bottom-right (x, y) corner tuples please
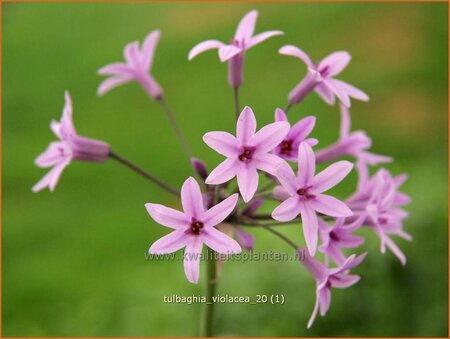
(272, 142), (353, 255)
(188, 10), (283, 87)
(97, 30), (163, 99)
(299, 249), (366, 328)
(33, 92), (110, 192)
(273, 108), (318, 162)
(146, 177), (241, 283)
(203, 106), (290, 202)
(279, 45), (369, 107)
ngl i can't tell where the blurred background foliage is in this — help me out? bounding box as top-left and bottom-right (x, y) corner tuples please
(2, 2), (448, 337)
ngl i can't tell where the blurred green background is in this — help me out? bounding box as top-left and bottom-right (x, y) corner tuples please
(2, 2), (448, 337)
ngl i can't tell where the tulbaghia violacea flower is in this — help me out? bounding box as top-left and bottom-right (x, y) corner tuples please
(33, 92), (110, 192)
(300, 249), (366, 328)
(316, 104), (392, 164)
(146, 177), (241, 283)
(97, 30), (163, 99)
(203, 106), (290, 202)
(188, 10), (283, 88)
(279, 45), (369, 107)
(273, 108), (318, 162)
(318, 217), (365, 265)
(272, 142), (353, 255)
(347, 168), (411, 264)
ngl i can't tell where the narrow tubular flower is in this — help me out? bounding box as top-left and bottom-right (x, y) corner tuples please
(33, 92), (110, 192)
(299, 249), (366, 328)
(316, 104), (392, 164)
(203, 106), (290, 202)
(97, 30), (163, 99)
(188, 10), (283, 88)
(146, 177), (241, 284)
(272, 142), (353, 256)
(279, 45), (369, 107)
(273, 108), (318, 162)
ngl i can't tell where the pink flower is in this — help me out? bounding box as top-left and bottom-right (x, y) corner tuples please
(188, 10), (283, 88)
(272, 142), (353, 256)
(347, 168), (411, 264)
(279, 45), (369, 107)
(318, 217), (365, 265)
(203, 106), (290, 202)
(316, 104), (392, 164)
(97, 30), (163, 99)
(300, 249), (366, 328)
(146, 177), (241, 283)
(273, 108), (318, 162)
(33, 92), (110, 192)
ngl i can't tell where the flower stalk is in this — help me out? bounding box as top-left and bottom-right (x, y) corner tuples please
(200, 246), (217, 337)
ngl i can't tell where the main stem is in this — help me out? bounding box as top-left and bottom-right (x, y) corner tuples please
(109, 151), (179, 197)
(158, 97), (193, 160)
(200, 246), (217, 337)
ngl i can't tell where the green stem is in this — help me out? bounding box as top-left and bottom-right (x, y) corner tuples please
(200, 247), (217, 337)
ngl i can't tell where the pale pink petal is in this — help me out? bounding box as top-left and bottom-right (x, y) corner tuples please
(201, 227), (241, 254)
(318, 287), (331, 316)
(252, 153), (285, 176)
(330, 274), (360, 288)
(331, 252), (367, 274)
(307, 293), (320, 329)
(218, 45), (242, 62)
(301, 249), (328, 282)
(145, 203), (189, 229)
(273, 185), (290, 200)
(188, 40), (225, 60)
(248, 30), (283, 49)
(235, 10), (258, 41)
(32, 161), (69, 193)
(279, 45), (313, 67)
(274, 162), (298, 195)
(300, 202), (319, 256)
(60, 91), (76, 137)
(205, 158), (238, 185)
(333, 79), (369, 101)
(181, 177), (205, 219)
(339, 104), (351, 138)
(203, 131), (240, 157)
(236, 106), (257, 145)
(298, 142), (316, 187)
(274, 108), (287, 122)
(272, 196), (301, 222)
(318, 51), (351, 76)
(203, 194), (239, 227)
(97, 76), (133, 96)
(184, 237), (203, 283)
(148, 230), (190, 254)
(35, 142), (70, 168)
(384, 235), (407, 265)
(142, 30), (161, 70)
(323, 79), (351, 107)
(123, 41), (141, 68)
(312, 160), (353, 193)
(310, 194), (353, 217)
(315, 83), (336, 105)
(97, 62), (133, 76)
(290, 116), (316, 142)
(50, 120), (62, 139)
(237, 163), (258, 202)
(251, 121), (290, 153)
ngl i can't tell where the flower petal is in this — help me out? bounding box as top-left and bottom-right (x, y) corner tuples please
(203, 131), (239, 157)
(330, 273), (360, 288)
(202, 227), (241, 254)
(184, 237), (203, 283)
(300, 202), (319, 256)
(97, 62), (133, 76)
(310, 194), (353, 217)
(252, 153), (285, 176)
(181, 177), (205, 219)
(148, 230), (190, 254)
(333, 79), (369, 101)
(97, 75), (133, 96)
(272, 196), (301, 222)
(318, 286), (332, 316)
(318, 51), (351, 76)
(236, 106), (257, 145)
(32, 161), (69, 193)
(312, 160), (353, 193)
(142, 30), (161, 70)
(188, 39), (225, 60)
(218, 45), (242, 62)
(237, 163), (259, 202)
(145, 203), (189, 229)
(205, 158), (238, 185)
(279, 45), (313, 67)
(274, 108), (287, 122)
(235, 227), (255, 251)
(322, 79), (351, 107)
(274, 161), (297, 195)
(203, 194), (239, 227)
(248, 30), (284, 49)
(290, 116), (316, 143)
(251, 121), (290, 153)
(315, 83), (336, 105)
(123, 41), (141, 68)
(298, 142), (316, 187)
(234, 10), (258, 41)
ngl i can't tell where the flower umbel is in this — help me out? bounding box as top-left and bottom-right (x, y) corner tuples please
(33, 91), (110, 192)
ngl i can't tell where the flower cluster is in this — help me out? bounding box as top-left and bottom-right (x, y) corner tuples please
(33, 9), (411, 330)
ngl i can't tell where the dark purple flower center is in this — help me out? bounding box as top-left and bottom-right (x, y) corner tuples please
(319, 65), (330, 78)
(296, 186), (315, 199)
(190, 220), (204, 235)
(379, 217), (388, 225)
(329, 231), (339, 241)
(239, 147), (254, 162)
(325, 280), (332, 289)
(280, 140), (293, 155)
